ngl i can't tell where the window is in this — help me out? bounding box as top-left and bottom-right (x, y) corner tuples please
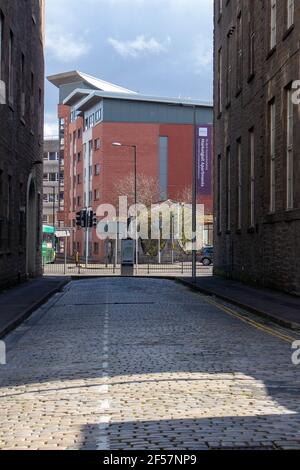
(49, 152), (57, 161)
(226, 31), (232, 104)
(0, 11), (3, 80)
(94, 138), (101, 150)
(218, 48), (222, 114)
(88, 114), (94, 128)
(204, 224), (213, 246)
(237, 140), (242, 230)
(77, 196), (81, 206)
(236, 12), (242, 93)
(95, 109), (102, 123)
(218, 0), (223, 16)
(226, 148), (231, 231)
(20, 53), (25, 118)
(77, 174), (82, 184)
(94, 189), (100, 201)
(30, 72), (34, 131)
(287, 88), (294, 209)
(249, 130), (255, 227)
(94, 243), (99, 255)
(49, 173), (57, 182)
(88, 140), (93, 156)
(49, 193), (58, 203)
(248, 1), (255, 78)
(217, 155), (222, 233)
(270, 0), (277, 50)
(78, 128), (81, 139)
(287, 0), (294, 29)
(94, 164), (100, 176)
(78, 152), (81, 162)
(0, 170), (2, 250)
(8, 30), (14, 105)
(270, 100), (276, 212)
(7, 176), (12, 249)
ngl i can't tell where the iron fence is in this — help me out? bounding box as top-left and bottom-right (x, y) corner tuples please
(43, 259), (212, 277)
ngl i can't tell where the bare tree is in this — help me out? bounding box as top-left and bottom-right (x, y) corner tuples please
(114, 172), (160, 207)
(175, 185), (202, 205)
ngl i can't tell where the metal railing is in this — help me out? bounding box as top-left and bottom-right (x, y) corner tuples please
(43, 259), (212, 277)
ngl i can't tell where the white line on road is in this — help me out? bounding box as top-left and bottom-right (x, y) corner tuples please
(97, 288), (110, 450)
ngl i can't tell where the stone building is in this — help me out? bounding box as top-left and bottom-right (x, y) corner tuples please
(0, 0), (44, 288)
(43, 139), (62, 227)
(214, 0), (300, 294)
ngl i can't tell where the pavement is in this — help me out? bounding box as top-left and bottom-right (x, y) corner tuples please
(179, 276), (300, 331)
(1, 277), (300, 450)
(0, 276), (70, 339)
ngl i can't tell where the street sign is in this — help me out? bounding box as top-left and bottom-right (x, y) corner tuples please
(55, 230), (71, 238)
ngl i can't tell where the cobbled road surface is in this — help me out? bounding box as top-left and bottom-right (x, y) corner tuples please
(0, 278), (300, 450)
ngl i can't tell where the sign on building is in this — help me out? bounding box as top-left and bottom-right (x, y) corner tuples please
(196, 125), (213, 196)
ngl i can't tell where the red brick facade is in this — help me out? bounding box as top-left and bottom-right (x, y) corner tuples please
(60, 116), (213, 260)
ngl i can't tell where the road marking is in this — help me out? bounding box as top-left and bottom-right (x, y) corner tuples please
(203, 296), (297, 344)
(97, 287), (110, 450)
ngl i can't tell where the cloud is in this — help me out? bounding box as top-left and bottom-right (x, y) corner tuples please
(107, 35), (171, 58)
(44, 113), (59, 138)
(46, 26), (91, 62)
(191, 37), (213, 74)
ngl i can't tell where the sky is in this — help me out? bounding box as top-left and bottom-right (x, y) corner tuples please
(45, 0), (214, 136)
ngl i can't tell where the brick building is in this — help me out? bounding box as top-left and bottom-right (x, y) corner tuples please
(214, 0), (300, 293)
(48, 71), (213, 260)
(0, 0), (44, 288)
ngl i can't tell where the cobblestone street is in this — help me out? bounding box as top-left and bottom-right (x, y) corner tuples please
(0, 278), (300, 450)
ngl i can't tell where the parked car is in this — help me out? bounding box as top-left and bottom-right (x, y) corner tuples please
(199, 246), (213, 266)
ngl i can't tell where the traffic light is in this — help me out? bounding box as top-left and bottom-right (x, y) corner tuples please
(76, 209), (87, 228)
(93, 213), (98, 228)
(76, 211), (82, 227)
(87, 210), (98, 228)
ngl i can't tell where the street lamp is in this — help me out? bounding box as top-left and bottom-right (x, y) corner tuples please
(112, 142), (138, 274)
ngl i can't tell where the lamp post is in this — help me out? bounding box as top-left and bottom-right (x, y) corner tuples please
(112, 142), (138, 274)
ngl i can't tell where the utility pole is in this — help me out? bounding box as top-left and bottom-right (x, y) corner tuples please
(85, 208), (89, 268)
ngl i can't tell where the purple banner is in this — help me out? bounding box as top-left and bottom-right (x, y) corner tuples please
(196, 124), (212, 195)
